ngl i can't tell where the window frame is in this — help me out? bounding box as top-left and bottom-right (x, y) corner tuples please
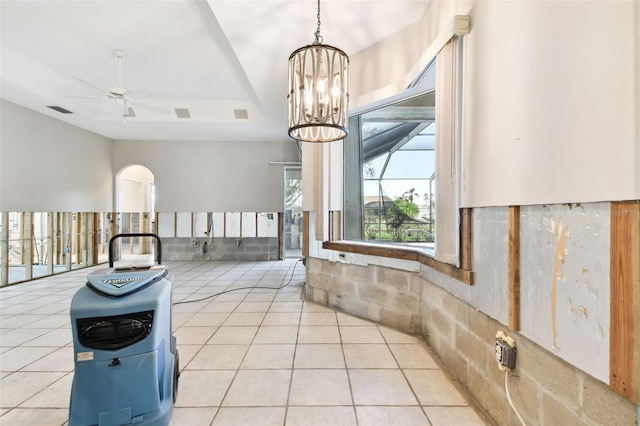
(329, 36), (473, 285)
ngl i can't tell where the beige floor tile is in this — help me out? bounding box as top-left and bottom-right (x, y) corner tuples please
(19, 328), (73, 347)
(223, 312), (266, 326)
(22, 315), (70, 330)
(23, 303), (69, 315)
(424, 406), (488, 425)
(21, 347), (74, 372)
(240, 344), (295, 369)
(234, 301), (272, 313)
(207, 326), (258, 344)
(0, 315), (48, 329)
(294, 344), (345, 369)
(349, 369), (418, 405)
(200, 301), (240, 313)
(169, 407), (217, 426)
(286, 406), (357, 426)
(337, 312), (374, 326)
(0, 408), (68, 425)
(300, 312), (337, 326)
(262, 312), (301, 326)
(289, 369), (352, 406)
(186, 345), (249, 370)
(0, 371), (66, 407)
(175, 344), (201, 367)
(404, 370), (469, 406)
(172, 301), (208, 313)
(340, 326), (385, 343)
(298, 326), (341, 343)
(174, 370), (235, 407)
(356, 406), (430, 426)
(183, 312), (229, 327)
(343, 344), (398, 369)
(172, 313), (196, 330)
(20, 372), (73, 408)
(0, 329), (50, 347)
(212, 407), (285, 426)
(222, 369), (291, 406)
(268, 301), (303, 312)
(0, 347), (57, 371)
(301, 302), (334, 313)
(389, 344), (440, 369)
(210, 293), (247, 302)
(274, 292), (303, 302)
(253, 325), (298, 344)
(243, 293), (277, 302)
(378, 326), (421, 344)
(173, 326), (218, 345)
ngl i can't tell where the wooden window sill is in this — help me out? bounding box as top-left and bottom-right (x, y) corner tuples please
(322, 240), (473, 286)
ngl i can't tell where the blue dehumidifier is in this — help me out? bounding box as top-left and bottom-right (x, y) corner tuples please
(69, 233), (179, 426)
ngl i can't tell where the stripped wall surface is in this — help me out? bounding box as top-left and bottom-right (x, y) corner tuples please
(520, 203), (610, 382)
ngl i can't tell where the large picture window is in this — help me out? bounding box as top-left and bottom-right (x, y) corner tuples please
(343, 61), (437, 254)
(341, 37), (467, 271)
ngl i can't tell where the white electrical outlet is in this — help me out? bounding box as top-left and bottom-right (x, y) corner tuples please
(495, 331), (517, 370)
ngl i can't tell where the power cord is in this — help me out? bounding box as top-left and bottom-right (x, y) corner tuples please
(173, 259), (303, 305)
(505, 369), (526, 426)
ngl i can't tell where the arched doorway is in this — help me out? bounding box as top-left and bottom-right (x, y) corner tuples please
(115, 165), (155, 257)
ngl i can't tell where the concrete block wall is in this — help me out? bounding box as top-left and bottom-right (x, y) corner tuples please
(303, 258), (423, 334)
(304, 257), (637, 425)
(161, 237), (279, 261)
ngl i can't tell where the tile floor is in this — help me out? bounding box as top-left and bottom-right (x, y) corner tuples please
(0, 259), (490, 425)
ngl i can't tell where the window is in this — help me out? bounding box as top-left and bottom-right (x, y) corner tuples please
(343, 61), (437, 252)
(341, 37), (470, 276)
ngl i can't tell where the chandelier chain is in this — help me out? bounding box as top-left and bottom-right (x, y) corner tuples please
(314, 0), (323, 44)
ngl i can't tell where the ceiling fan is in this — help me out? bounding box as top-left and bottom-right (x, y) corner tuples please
(68, 49), (166, 119)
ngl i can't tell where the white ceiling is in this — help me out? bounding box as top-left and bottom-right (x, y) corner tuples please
(0, 0), (429, 142)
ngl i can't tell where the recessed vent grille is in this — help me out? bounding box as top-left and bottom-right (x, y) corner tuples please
(77, 310), (154, 350)
(234, 109), (249, 119)
(175, 108), (191, 118)
(47, 105), (73, 114)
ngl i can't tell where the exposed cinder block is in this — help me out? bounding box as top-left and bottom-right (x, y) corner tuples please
(516, 338), (580, 408)
(357, 283), (388, 305)
(541, 392), (583, 426)
(377, 265), (411, 291)
(455, 324), (488, 371)
(582, 374), (637, 425)
(390, 291), (419, 313)
(344, 263), (374, 282)
(429, 307), (453, 341)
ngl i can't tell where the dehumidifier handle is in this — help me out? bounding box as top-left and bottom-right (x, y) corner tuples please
(108, 233), (162, 267)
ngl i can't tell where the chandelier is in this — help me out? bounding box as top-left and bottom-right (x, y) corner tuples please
(287, 0), (349, 143)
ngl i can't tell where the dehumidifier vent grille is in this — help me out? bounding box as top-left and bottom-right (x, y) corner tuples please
(77, 310), (154, 350)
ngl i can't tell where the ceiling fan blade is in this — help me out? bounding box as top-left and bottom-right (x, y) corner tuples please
(73, 76), (111, 96)
(127, 89), (153, 99)
(65, 94), (110, 100)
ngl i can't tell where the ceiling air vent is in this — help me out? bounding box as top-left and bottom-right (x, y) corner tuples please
(234, 109), (249, 119)
(175, 108), (191, 119)
(47, 105), (73, 114)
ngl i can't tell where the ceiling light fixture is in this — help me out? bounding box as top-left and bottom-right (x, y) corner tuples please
(287, 0), (349, 143)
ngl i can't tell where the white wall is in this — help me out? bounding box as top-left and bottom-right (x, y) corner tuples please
(349, 0), (639, 207)
(461, 0), (639, 207)
(0, 99), (113, 211)
(111, 139), (298, 212)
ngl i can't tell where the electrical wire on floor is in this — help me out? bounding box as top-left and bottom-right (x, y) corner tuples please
(505, 369), (526, 426)
(172, 258), (303, 306)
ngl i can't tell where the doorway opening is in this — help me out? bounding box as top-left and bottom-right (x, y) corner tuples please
(284, 167), (302, 259)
